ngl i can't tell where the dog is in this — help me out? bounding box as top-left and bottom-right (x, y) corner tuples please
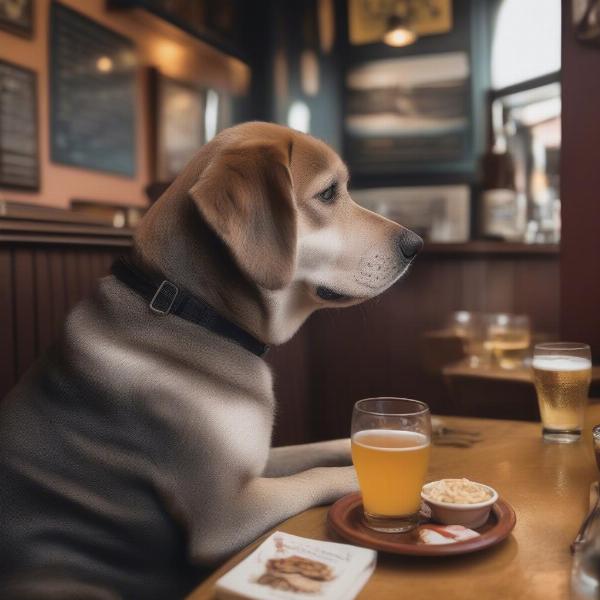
(0, 122), (422, 599)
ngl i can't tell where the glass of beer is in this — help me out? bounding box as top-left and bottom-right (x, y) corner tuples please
(447, 311), (490, 367)
(351, 397), (431, 533)
(485, 313), (531, 369)
(533, 342), (592, 443)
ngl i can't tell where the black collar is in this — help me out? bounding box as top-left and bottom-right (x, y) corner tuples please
(111, 257), (269, 358)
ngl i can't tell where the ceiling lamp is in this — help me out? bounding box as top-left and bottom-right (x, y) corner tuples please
(383, 14), (417, 47)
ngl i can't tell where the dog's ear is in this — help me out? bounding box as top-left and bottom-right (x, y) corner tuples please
(189, 141), (296, 290)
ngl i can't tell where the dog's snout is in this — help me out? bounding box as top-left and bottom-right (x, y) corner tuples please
(396, 229), (423, 259)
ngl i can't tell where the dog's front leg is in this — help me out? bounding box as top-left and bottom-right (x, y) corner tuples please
(187, 465), (358, 564)
(263, 439), (352, 476)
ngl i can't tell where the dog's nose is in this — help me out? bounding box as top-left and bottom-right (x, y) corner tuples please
(396, 229), (424, 259)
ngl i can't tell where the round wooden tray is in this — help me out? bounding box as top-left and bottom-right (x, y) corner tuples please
(327, 492), (516, 556)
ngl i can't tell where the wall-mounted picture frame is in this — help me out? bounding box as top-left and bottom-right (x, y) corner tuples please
(149, 69), (205, 182)
(149, 68), (234, 182)
(344, 51), (472, 176)
(0, 59), (39, 190)
(0, 0), (33, 38)
(49, 2), (137, 177)
(348, 0), (452, 46)
(351, 185), (470, 242)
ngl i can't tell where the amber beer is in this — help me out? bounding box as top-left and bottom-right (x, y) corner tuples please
(486, 328), (530, 368)
(351, 397), (431, 532)
(485, 314), (531, 369)
(533, 355), (591, 439)
(351, 430), (430, 517)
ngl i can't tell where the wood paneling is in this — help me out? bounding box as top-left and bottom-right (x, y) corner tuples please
(560, 0), (600, 361)
(34, 251), (54, 353)
(0, 227), (126, 399)
(444, 376), (539, 422)
(48, 249), (68, 340)
(0, 225), (559, 444)
(267, 328), (314, 446)
(306, 252), (559, 441)
(63, 250), (82, 310)
(0, 248), (15, 397)
(13, 249), (36, 378)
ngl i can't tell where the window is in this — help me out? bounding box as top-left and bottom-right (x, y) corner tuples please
(491, 0), (561, 89)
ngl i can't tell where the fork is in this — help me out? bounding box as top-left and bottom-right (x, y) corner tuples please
(432, 436), (480, 448)
(435, 425), (482, 438)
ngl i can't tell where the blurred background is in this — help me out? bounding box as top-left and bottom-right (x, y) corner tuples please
(1, 0), (599, 445)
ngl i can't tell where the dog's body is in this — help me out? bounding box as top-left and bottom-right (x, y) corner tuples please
(0, 123), (421, 599)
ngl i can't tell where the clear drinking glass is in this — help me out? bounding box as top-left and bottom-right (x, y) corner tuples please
(351, 398), (431, 533)
(571, 513), (600, 599)
(532, 342), (592, 443)
(484, 313), (531, 369)
(447, 311), (490, 367)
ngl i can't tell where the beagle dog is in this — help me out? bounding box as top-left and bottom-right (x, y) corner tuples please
(0, 122), (422, 599)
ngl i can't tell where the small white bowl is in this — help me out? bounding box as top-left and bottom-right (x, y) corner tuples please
(421, 481), (499, 529)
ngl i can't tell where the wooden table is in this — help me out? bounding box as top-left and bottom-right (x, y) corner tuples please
(188, 410), (600, 600)
(442, 361), (600, 421)
(443, 360), (600, 385)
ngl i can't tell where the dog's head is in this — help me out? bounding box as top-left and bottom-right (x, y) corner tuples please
(190, 122), (421, 298)
(139, 122), (422, 343)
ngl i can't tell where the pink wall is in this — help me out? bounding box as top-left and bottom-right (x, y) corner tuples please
(0, 0), (249, 209)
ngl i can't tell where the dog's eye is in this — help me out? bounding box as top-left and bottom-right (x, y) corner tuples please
(318, 183), (337, 204)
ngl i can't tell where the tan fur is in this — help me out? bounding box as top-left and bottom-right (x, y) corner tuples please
(135, 121), (418, 344)
(190, 140), (297, 290)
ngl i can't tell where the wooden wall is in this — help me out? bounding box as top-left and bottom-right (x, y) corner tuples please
(301, 244), (559, 442)
(0, 223), (128, 399)
(560, 0), (600, 362)
(0, 225), (559, 446)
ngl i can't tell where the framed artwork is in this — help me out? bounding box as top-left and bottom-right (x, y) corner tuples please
(149, 69), (233, 181)
(348, 0), (452, 46)
(345, 52), (471, 175)
(49, 2), (137, 177)
(150, 69), (205, 181)
(0, 59), (39, 190)
(573, 0), (600, 45)
(351, 185), (470, 242)
(0, 0), (33, 38)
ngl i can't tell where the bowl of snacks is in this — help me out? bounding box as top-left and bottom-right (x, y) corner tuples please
(421, 478), (498, 529)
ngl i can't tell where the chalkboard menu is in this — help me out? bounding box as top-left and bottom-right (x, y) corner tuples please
(50, 2), (136, 177)
(0, 60), (39, 190)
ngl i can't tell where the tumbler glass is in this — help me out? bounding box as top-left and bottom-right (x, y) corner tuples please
(533, 342), (591, 443)
(351, 397), (431, 533)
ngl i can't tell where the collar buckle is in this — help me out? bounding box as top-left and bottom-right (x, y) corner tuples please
(150, 280), (179, 315)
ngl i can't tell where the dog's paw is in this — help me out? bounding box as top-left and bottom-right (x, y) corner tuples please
(328, 438), (352, 465)
(307, 465), (358, 505)
(333, 465), (359, 496)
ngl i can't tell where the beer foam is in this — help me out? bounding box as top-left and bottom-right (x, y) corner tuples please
(532, 355), (591, 371)
(352, 429), (429, 451)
